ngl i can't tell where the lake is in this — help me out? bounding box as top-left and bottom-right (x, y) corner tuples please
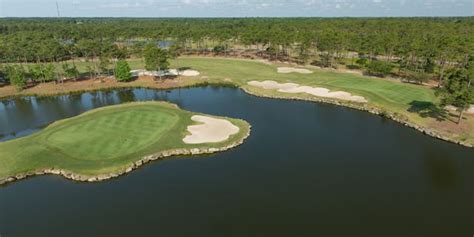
(0, 87), (473, 236)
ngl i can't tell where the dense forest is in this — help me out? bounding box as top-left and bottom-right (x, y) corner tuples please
(0, 17), (473, 85)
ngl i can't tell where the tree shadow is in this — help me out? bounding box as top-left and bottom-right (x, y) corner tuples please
(407, 101), (448, 121)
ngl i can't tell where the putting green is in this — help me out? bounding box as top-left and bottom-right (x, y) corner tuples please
(0, 101), (250, 182)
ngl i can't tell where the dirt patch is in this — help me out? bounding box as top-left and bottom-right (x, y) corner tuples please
(427, 115), (473, 138)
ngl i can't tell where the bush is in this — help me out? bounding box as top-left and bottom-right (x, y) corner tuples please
(311, 54), (332, 68)
(29, 64), (44, 83)
(355, 58), (368, 66)
(213, 45), (226, 53)
(62, 63), (79, 79)
(43, 64), (56, 82)
(366, 60), (393, 77)
(0, 65), (6, 83)
(5, 65), (26, 91)
(406, 71), (431, 84)
(346, 64), (361, 70)
(115, 60), (131, 82)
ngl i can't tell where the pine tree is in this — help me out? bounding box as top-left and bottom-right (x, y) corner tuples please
(115, 60), (131, 82)
(437, 55), (473, 124)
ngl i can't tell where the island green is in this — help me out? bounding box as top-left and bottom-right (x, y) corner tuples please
(0, 101), (250, 183)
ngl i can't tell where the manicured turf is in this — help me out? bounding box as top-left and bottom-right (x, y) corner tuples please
(171, 57), (472, 144)
(174, 57), (436, 113)
(3, 57), (472, 144)
(0, 101), (250, 179)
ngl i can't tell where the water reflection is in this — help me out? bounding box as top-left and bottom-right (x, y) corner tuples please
(0, 86), (473, 236)
(116, 89), (136, 102)
(0, 88), (181, 140)
(423, 153), (458, 190)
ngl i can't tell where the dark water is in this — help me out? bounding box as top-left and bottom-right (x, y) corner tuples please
(0, 87), (473, 237)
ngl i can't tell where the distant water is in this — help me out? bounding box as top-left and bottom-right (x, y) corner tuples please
(0, 87), (473, 237)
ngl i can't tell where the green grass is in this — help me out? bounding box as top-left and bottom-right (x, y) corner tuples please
(174, 57), (436, 113)
(5, 56), (472, 145)
(0, 101), (250, 179)
(169, 57), (472, 144)
(95, 56), (464, 142)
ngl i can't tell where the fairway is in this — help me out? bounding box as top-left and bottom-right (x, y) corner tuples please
(169, 57), (472, 144)
(174, 57), (436, 111)
(1, 57), (472, 145)
(0, 101), (250, 183)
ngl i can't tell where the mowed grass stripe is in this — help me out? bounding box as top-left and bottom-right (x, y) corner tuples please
(44, 109), (179, 161)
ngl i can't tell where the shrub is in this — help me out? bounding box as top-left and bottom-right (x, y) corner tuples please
(115, 60), (131, 82)
(346, 64), (361, 70)
(366, 60), (393, 77)
(5, 65), (26, 91)
(62, 63), (80, 80)
(355, 58), (368, 66)
(213, 45), (226, 53)
(28, 64), (42, 83)
(0, 65), (7, 83)
(43, 64), (56, 82)
(407, 71), (431, 84)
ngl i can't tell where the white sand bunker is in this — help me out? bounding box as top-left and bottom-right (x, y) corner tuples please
(168, 69), (200, 77)
(248, 80), (368, 103)
(277, 67), (312, 74)
(183, 115), (240, 144)
(445, 105), (474, 115)
(130, 69), (200, 77)
(468, 105), (474, 114)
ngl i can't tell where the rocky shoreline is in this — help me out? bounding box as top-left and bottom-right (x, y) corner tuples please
(1, 84), (472, 186)
(241, 87), (473, 148)
(0, 124), (251, 186)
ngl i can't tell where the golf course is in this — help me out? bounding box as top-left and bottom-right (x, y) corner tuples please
(3, 57), (471, 146)
(1, 15), (473, 236)
(0, 101), (250, 184)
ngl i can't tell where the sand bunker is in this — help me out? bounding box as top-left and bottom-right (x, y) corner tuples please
(183, 115), (240, 144)
(130, 69), (200, 77)
(277, 67), (313, 74)
(445, 105), (474, 114)
(468, 105), (474, 114)
(248, 80), (368, 103)
(168, 69), (200, 77)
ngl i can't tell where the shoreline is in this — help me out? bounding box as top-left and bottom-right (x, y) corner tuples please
(241, 87), (473, 148)
(1, 57), (472, 150)
(0, 80), (236, 101)
(0, 79), (471, 186)
(2, 80), (473, 148)
(0, 123), (251, 186)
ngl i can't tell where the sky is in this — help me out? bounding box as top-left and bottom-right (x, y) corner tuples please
(0, 0), (472, 17)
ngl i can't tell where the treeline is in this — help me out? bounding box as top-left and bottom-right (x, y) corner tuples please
(0, 17), (473, 84)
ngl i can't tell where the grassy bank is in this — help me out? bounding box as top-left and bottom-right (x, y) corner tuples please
(0, 57), (472, 146)
(0, 101), (250, 182)
(188, 57), (474, 145)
